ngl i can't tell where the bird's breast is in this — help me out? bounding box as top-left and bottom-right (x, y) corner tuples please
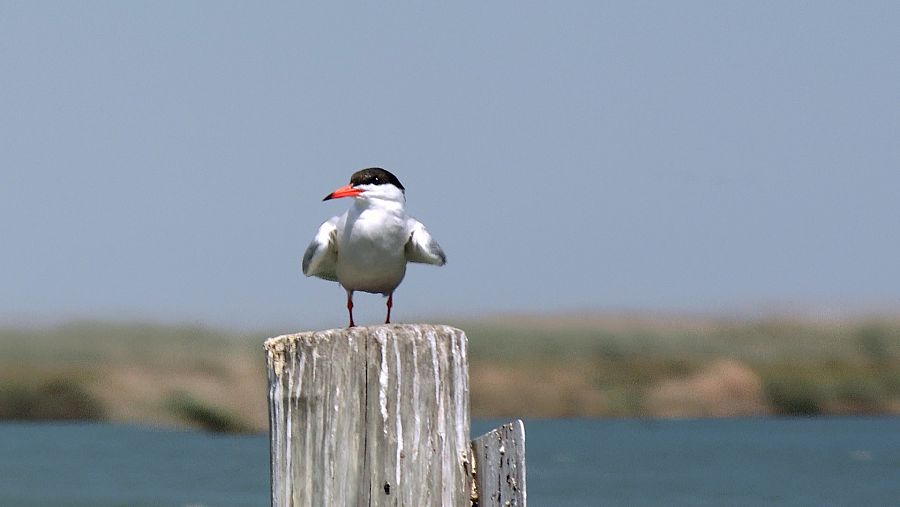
(335, 209), (409, 293)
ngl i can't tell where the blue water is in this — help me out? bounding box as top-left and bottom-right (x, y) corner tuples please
(0, 418), (897, 506)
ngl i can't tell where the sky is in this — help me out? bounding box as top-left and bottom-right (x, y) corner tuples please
(1, 2), (898, 330)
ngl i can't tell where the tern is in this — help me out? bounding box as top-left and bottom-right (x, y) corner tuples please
(302, 168), (446, 327)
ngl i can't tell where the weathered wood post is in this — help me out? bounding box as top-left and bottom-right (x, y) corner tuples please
(266, 324), (471, 506)
(471, 420), (527, 506)
(265, 324), (525, 507)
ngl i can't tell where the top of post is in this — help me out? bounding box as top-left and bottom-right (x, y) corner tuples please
(264, 324), (467, 377)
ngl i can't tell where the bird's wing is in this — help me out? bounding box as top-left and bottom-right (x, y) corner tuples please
(302, 216), (340, 281)
(405, 219), (447, 266)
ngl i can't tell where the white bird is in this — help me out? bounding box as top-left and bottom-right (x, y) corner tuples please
(302, 168), (446, 327)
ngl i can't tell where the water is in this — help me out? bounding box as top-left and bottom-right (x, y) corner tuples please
(0, 418), (897, 506)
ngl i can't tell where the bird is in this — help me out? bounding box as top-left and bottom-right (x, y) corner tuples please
(302, 168), (446, 327)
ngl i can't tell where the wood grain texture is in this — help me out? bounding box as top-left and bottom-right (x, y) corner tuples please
(471, 420), (527, 507)
(265, 324), (471, 507)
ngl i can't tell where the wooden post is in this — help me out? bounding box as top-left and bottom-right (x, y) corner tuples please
(470, 420), (527, 507)
(265, 324), (473, 506)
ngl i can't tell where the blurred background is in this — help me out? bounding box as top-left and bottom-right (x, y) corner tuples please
(1, 2), (899, 505)
(3, 0), (898, 428)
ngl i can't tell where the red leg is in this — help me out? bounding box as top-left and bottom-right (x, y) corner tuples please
(385, 293), (393, 324)
(346, 291), (355, 328)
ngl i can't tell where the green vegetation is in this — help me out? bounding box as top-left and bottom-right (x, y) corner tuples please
(165, 391), (254, 433)
(1, 315), (898, 431)
(0, 320), (268, 432)
(456, 315), (900, 418)
(0, 379), (105, 421)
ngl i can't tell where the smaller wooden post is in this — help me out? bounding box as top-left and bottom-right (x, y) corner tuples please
(471, 420), (527, 507)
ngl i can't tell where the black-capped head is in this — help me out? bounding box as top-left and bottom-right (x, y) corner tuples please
(349, 168), (405, 193)
(323, 167), (406, 202)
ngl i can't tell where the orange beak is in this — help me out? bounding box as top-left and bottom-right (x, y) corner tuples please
(323, 184), (363, 201)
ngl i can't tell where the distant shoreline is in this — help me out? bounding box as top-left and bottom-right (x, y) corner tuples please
(2, 315), (898, 431)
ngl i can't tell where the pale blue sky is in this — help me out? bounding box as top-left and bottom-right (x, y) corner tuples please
(2, 2), (898, 329)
